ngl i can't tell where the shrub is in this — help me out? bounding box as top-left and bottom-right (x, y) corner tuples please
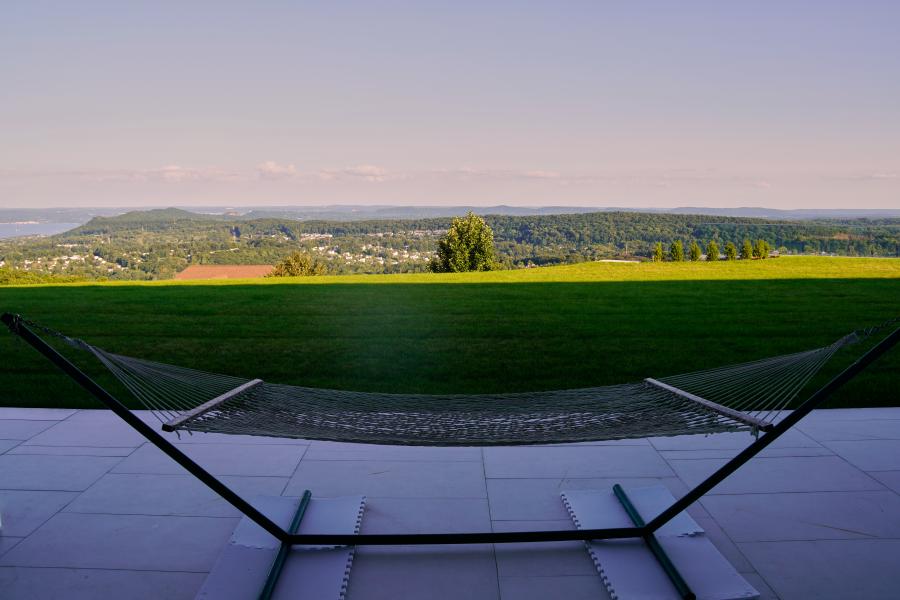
(669, 240), (685, 262)
(430, 212), (497, 272)
(724, 241), (738, 261)
(269, 252), (327, 276)
(688, 240), (702, 261)
(740, 239), (753, 260)
(753, 239), (772, 259)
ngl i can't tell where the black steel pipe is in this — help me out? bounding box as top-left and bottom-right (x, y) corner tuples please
(1, 313), (291, 544)
(6, 312), (897, 550)
(1, 312), (645, 546)
(646, 326), (900, 533)
(284, 525), (642, 546)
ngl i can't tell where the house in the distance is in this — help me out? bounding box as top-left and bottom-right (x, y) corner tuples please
(174, 265), (273, 280)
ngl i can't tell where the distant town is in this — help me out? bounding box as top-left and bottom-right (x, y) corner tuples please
(1, 207), (898, 281)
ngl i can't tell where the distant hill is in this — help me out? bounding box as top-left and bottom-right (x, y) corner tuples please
(83, 207), (219, 225)
(4, 205), (899, 226)
(2, 207), (897, 281)
(659, 207), (900, 219)
(72, 208), (221, 235)
(233, 205), (900, 221)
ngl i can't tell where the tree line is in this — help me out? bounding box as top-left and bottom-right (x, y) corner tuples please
(2, 208), (897, 280)
(651, 239), (773, 262)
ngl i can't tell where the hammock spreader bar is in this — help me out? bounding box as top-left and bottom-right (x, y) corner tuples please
(644, 377), (773, 433)
(3, 312), (898, 551)
(162, 378), (263, 432)
(67, 333), (856, 446)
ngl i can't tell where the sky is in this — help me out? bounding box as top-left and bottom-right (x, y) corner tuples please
(1, 1), (898, 209)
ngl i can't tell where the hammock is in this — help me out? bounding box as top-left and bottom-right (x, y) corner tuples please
(57, 328), (858, 446)
(4, 313), (898, 600)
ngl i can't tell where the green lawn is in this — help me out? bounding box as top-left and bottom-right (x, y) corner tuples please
(1, 257), (898, 409)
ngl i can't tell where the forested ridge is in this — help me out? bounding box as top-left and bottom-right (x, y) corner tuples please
(1, 208), (897, 280)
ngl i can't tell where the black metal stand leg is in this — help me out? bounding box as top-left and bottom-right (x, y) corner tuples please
(613, 484), (695, 600)
(5, 312), (897, 548)
(1, 313), (291, 544)
(646, 325), (900, 534)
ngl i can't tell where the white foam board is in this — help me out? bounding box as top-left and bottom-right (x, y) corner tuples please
(563, 485), (758, 600)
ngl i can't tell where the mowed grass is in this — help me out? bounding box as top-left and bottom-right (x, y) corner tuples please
(1, 257), (898, 409)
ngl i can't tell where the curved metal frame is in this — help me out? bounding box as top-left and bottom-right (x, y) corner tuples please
(3, 313), (897, 547)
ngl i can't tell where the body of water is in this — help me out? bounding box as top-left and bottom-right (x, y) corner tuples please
(0, 222), (81, 239)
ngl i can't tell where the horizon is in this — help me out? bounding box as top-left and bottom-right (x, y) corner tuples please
(3, 203), (900, 215)
(2, 2), (898, 209)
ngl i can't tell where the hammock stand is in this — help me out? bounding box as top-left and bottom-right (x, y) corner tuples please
(4, 312), (898, 600)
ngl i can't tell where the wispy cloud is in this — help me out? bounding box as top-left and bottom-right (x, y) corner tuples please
(78, 165), (242, 184)
(257, 160), (297, 180)
(4, 164), (894, 191)
(318, 164), (395, 182)
(844, 172), (899, 181)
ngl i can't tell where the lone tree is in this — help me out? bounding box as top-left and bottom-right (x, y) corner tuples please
(269, 251), (327, 277)
(669, 240), (685, 262)
(706, 240), (720, 261)
(740, 239), (754, 260)
(724, 241), (738, 261)
(688, 240), (702, 261)
(652, 242), (665, 262)
(430, 212), (497, 273)
(753, 239), (771, 259)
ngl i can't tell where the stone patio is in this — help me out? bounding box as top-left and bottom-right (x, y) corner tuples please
(1, 407), (899, 599)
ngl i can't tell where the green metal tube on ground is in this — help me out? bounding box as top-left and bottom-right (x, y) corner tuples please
(258, 489), (313, 600)
(612, 483), (695, 600)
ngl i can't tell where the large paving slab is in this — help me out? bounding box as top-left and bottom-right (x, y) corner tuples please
(64, 473), (288, 517)
(0, 512), (238, 572)
(0, 490), (80, 536)
(659, 445), (836, 460)
(797, 417), (900, 441)
(668, 455), (886, 494)
(692, 515), (756, 574)
(6, 444), (137, 456)
(0, 408), (77, 420)
(492, 520), (599, 578)
(0, 439), (21, 454)
(821, 439), (900, 471)
(498, 575), (611, 600)
(0, 419), (58, 440)
(346, 544), (500, 600)
(359, 497), (491, 534)
(486, 477), (696, 521)
(112, 442), (306, 476)
(0, 566), (205, 600)
(285, 459), (488, 498)
(23, 412), (147, 447)
(304, 440), (482, 461)
(700, 490), (900, 541)
(483, 445), (673, 478)
(0, 537), (23, 558)
(0, 454), (121, 491)
(738, 539), (900, 600)
(798, 408), (900, 421)
(869, 470), (900, 493)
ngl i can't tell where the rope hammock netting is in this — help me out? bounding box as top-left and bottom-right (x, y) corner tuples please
(38, 327), (865, 446)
